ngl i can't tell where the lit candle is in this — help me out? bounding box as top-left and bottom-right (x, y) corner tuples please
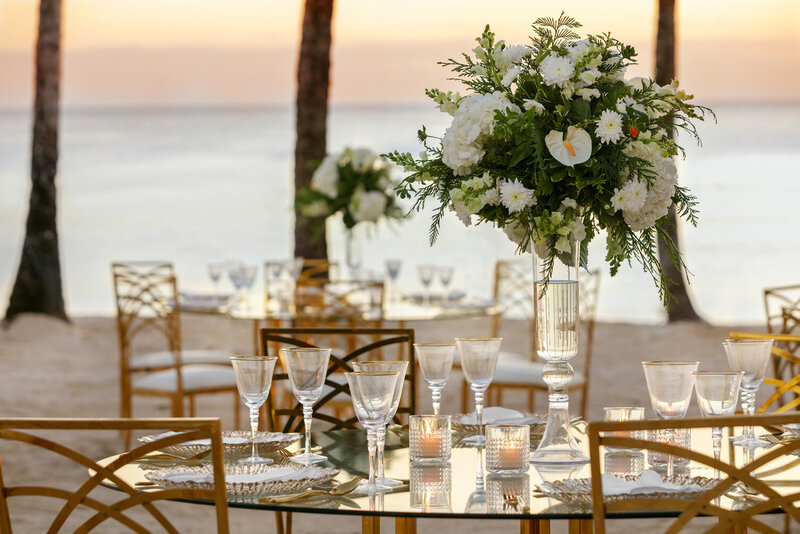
(410, 415), (451, 463)
(498, 441), (525, 470)
(486, 424), (530, 474)
(419, 431), (442, 458)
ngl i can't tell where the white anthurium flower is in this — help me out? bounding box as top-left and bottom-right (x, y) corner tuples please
(545, 127), (592, 167)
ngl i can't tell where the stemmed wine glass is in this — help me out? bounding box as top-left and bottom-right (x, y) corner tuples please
(345, 371), (402, 494)
(280, 347), (332, 464)
(438, 266), (454, 303)
(723, 338), (773, 448)
(418, 265), (436, 306)
(692, 370), (744, 463)
(414, 343), (455, 415)
(242, 264), (257, 313)
(642, 361), (699, 477)
(456, 338), (503, 445)
(385, 259), (402, 303)
(230, 356), (278, 464)
(351, 361), (408, 487)
(208, 263), (224, 297)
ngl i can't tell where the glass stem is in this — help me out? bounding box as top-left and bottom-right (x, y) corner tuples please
(475, 446), (485, 491)
(474, 389), (484, 437)
(712, 426), (722, 468)
(249, 406), (259, 460)
(303, 403), (314, 457)
(431, 387), (442, 416)
(744, 389), (755, 440)
(377, 425), (386, 480)
(664, 426), (675, 478)
(366, 427), (377, 487)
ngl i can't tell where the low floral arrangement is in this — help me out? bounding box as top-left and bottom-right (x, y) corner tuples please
(297, 147), (404, 231)
(386, 14), (712, 302)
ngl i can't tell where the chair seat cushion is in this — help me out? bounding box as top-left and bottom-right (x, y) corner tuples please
(130, 350), (232, 370)
(133, 365), (237, 393)
(492, 356), (585, 388)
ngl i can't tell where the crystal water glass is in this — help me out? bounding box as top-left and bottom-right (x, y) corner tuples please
(642, 360), (699, 477)
(345, 371), (401, 494)
(414, 343), (455, 415)
(385, 259), (402, 302)
(723, 338), (773, 447)
(693, 370), (744, 463)
(230, 356), (278, 464)
(418, 264), (436, 306)
(438, 266), (454, 302)
(280, 347), (332, 464)
(351, 361), (408, 487)
(456, 337), (502, 445)
(208, 263), (224, 296)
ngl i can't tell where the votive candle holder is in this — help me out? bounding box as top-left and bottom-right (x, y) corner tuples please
(603, 406), (645, 452)
(486, 424), (530, 474)
(410, 463), (452, 510)
(410, 415), (451, 463)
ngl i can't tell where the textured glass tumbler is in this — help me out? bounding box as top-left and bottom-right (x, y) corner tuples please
(486, 424), (530, 474)
(647, 427), (691, 467)
(603, 407), (645, 452)
(410, 415), (451, 463)
(410, 463), (452, 510)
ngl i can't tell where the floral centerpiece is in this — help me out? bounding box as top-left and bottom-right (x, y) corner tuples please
(386, 14), (712, 303)
(298, 146), (403, 231)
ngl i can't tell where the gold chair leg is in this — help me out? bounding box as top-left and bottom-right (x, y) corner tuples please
(568, 519), (592, 534)
(234, 391), (241, 429)
(461, 379), (469, 413)
(362, 516), (380, 534)
(273, 511), (284, 534)
(395, 517), (416, 534)
(286, 511), (292, 534)
(521, 519), (550, 534)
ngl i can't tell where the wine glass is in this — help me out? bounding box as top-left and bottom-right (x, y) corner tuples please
(438, 266), (454, 302)
(242, 264), (258, 313)
(692, 370), (744, 463)
(385, 259), (402, 303)
(230, 356), (278, 464)
(723, 338), (773, 448)
(414, 343), (455, 415)
(351, 361), (408, 487)
(418, 265), (436, 306)
(280, 347), (332, 464)
(456, 338), (503, 445)
(642, 361), (699, 477)
(345, 371), (402, 494)
(285, 257), (305, 282)
(227, 261), (246, 310)
(208, 263), (224, 297)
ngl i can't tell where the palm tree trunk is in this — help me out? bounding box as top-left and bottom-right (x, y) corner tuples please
(655, 0), (702, 322)
(293, 0), (334, 260)
(4, 0), (68, 325)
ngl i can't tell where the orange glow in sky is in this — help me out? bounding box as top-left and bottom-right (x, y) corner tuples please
(1, 0), (798, 106)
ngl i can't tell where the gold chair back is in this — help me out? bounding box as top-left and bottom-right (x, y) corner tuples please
(588, 414), (800, 533)
(729, 331), (800, 413)
(0, 417), (228, 533)
(763, 284), (800, 334)
(259, 327), (415, 433)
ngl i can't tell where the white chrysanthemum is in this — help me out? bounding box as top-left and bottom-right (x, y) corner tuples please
(539, 54), (575, 87)
(499, 179), (535, 213)
(522, 99), (545, 114)
(350, 190), (387, 222)
(310, 154), (341, 198)
(480, 187), (501, 206)
(595, 109), (624, 145)
(611, 180), (647, 212)
(501, 66), (521, 87)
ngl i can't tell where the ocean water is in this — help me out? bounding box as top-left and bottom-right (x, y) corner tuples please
(0, 103), (798, 324)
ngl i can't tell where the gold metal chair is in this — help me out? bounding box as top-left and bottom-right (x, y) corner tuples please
(764, 284), (800, 334)
(112, 262), (239, 445)
(729, 331), (800, 413)
(475, 260), (599, 417)
(260, 327), (415, 534)
(588, 414), (800, 533)
(0, 417), (229, 533)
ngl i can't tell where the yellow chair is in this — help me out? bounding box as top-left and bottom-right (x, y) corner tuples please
(471, 260), (599, 417)
(0, 417), (229, 533)
(729, 331), (800, 413)
(112, 262), (239, 445)
(588, 414), (800, 533)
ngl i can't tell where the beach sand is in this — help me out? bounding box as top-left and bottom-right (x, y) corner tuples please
(0, 314), (785, 533)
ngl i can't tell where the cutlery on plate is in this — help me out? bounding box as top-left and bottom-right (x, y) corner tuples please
(259, 476), (363, 503)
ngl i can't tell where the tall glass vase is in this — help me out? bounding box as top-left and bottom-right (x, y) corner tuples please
(530, 239), (589, 464)
(344, 225), (364, 280)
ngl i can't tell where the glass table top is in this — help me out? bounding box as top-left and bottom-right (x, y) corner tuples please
(102, 425), (800, 520)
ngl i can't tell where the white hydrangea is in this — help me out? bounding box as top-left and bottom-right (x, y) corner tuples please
(539, 54), (575, 87)
(494, 44), (530, 74)
(350, 190), (387, 222)
(595, 109), (624, 144)
(310, 154), (341, 198)
(617, 148), (679, 232)
(440, 92), (520, 175)
(611, 179), (647, 212)
(499, 179), (536, 213)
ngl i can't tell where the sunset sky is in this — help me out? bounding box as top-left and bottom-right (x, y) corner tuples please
(1, 0), (798, 107)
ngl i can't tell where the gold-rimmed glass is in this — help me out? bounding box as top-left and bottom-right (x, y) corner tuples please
(456, 337), (502, 446)
(230, 356), (278, 465)
(414, 343), (455, 415)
